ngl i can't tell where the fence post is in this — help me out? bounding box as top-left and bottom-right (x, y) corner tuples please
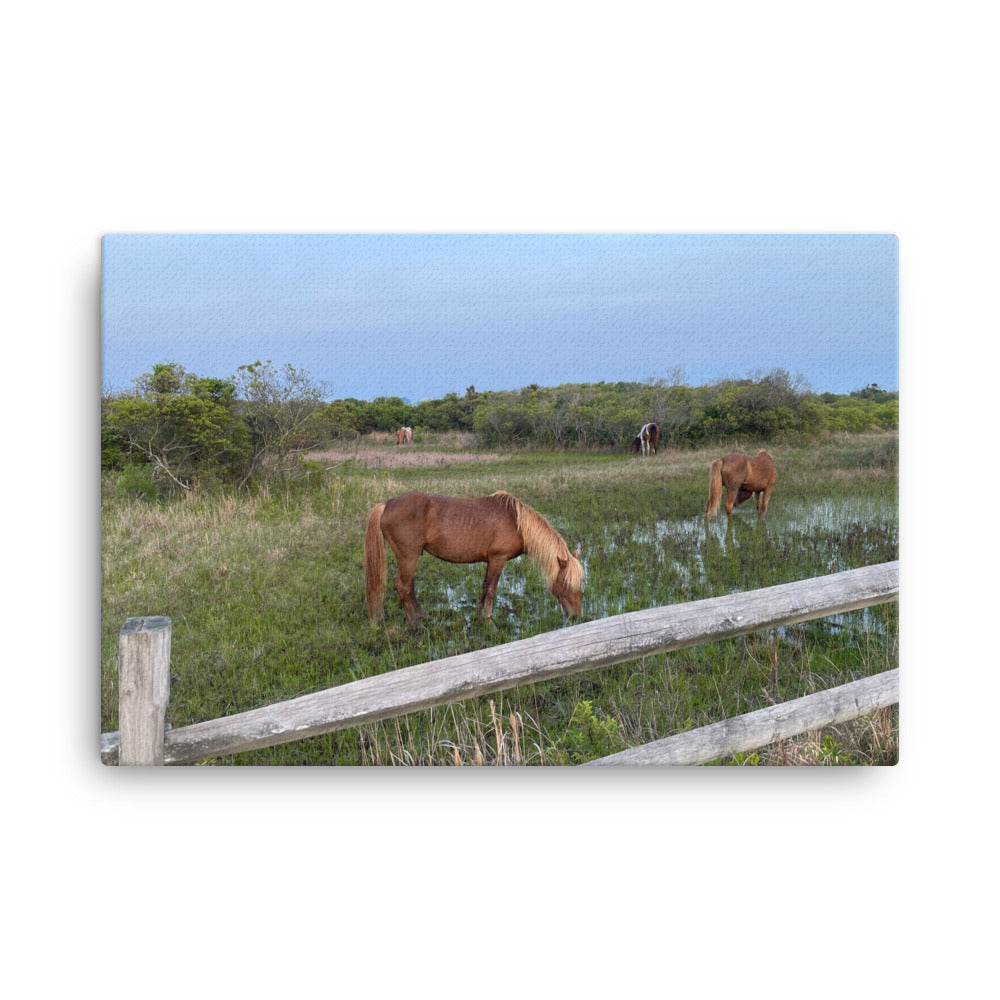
(119, 616), (172, 766)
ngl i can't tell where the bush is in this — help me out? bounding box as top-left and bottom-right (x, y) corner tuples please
(114, 464), (158, 501)
(551, 699), (625, 764)
(101, 425), (126, 470)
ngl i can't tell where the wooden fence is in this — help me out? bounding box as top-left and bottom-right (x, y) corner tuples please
(101, 560), (899, 766)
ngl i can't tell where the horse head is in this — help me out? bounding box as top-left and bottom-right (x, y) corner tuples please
(552, 549), (583, 617)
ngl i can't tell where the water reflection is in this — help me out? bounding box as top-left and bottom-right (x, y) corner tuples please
(586, 493), (897, 621)
(437, 494), (897, 633)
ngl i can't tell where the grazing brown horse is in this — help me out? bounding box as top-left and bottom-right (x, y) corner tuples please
(630, 422), (661, 456)
(396, 426), (413, 445)
(365, 491), (584, 622)
(705, 450), (777, 519)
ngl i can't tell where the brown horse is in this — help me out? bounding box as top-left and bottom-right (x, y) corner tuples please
(630, 422), (661, 455)
(364, 491), (584, 622)
(705, 450), (777, 519)
(396, 426), (413, 445)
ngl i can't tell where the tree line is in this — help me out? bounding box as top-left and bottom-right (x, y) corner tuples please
(102, 361), (898, 495)
(470, 372), (897, 447)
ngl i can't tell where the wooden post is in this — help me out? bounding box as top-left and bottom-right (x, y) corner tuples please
(118, 617), (172, 766)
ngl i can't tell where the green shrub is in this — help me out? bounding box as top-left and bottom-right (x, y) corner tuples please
(552, 699), (625, 764)
(114, 463), (157, 501)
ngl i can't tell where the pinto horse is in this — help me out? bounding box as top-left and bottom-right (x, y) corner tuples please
(396, 426), (413, 445)
(630, 422), (661, 456)
(364, 491), (584, 622)
(704, 450), (777, 519)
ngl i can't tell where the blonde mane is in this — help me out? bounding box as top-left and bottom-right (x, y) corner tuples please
(491, 492), (584, 593)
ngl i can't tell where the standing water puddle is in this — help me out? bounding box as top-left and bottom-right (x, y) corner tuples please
(581, 494), (897, 621)
(434, 495), (897, 638)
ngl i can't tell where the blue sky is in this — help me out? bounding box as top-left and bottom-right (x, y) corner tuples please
(101, 234), (897, 401)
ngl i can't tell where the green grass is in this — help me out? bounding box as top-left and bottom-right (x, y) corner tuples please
(101, 432), (899, 765)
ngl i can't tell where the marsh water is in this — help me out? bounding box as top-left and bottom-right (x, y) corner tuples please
(433, 490), (898, 639)
(589, 494), (896, 616)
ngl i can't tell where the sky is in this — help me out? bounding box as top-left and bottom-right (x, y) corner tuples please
(100, 233), (897, 401)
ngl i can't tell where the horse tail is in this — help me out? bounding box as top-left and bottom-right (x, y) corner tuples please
(364, 502), (388, 618)
(705, 458), (724, 518)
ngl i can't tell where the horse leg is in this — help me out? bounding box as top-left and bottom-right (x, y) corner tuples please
(479, 557), (508, 619)
(758, 484), (774, 518)
(724, 480), (739, 517)
(393, 554), (425, 622)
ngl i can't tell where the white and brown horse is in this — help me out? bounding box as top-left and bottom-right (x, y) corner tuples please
(630, 422), (661, 456)
(396, 426), (413, 445)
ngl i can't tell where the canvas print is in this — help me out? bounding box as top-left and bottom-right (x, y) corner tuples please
(100, 234), (899, 766)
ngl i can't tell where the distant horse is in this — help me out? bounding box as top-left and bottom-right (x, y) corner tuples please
(705, 450), (777, 519)
(396, 426), (413, 445)
(364, 491), (584, 622)
(630, 422), (661, 456)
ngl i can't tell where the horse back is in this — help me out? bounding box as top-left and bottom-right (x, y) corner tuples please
(722, 450), (776, 490)
(751, 450), (777, 487)
(383, 492), (522, 564)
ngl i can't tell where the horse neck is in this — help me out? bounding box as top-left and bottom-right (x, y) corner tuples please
(513, 499), (581, 592)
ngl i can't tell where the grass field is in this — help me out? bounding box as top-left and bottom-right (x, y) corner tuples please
(101, 431), (898, 765)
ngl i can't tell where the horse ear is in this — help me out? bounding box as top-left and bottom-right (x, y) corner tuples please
(573, 548), (580, 559)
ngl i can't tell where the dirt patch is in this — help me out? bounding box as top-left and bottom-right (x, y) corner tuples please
(305, 446), (506, 470)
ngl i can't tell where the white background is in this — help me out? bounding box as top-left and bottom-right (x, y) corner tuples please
(7, 2), (994, 995)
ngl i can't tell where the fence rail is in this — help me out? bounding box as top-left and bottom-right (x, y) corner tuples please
(584, 669), (898, 765)
(102, 560), (898, 766)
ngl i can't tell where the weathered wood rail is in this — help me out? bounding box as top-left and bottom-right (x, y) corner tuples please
(584, 669), (898, 765)
(102, 560), (899, 766)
